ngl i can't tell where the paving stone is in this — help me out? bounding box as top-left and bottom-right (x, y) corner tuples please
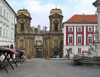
(0, 58), (100, 77)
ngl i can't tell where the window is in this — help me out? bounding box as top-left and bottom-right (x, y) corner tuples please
(88, 27), (92, 32)
(78, 35), (82, 43)
(0, 27), (2, 36)
(0, 6), (2, 15)
(88, 36), (92, 43)
(69, 37), (73, 43)
(68, 27), (73, 32)
(4, 28), (5, 37)
(77, 27), (82, 32)
(78, 48), (81, 53)
(4, 9), (6, 18)
(12, 17), (14, 24)
(55, 23), (58, 31)
(6, 30), (8, 37)
(11, 32), (13, 39)
(21, 23), (24, 30)
(7, 12), (8, 20)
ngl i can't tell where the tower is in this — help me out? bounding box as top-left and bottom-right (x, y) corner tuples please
(49, 7), (63, 33)
(16, 9), (31, 33)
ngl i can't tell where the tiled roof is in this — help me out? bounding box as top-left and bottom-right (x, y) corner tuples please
(64, 14), (97, 24)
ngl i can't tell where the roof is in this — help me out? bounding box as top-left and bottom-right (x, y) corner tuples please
(52, 9), (61, 10)
(64, 14), (97, 24)
(18, 9), (28, 11)
(4, 0), (16, 15)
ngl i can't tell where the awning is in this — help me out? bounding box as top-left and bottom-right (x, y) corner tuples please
(82, 51), (88, 53)
(16, 50), (24, 53)
(12, 51), (19, 54)
(0, 48), (18, 54)
(20, 50), (27, 53)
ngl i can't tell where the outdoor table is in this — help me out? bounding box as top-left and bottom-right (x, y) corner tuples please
(16, 50), (25, 63)
(9, 49), (19, 67)
(20, 50), (27, 61)
(0, 48), (18, 73)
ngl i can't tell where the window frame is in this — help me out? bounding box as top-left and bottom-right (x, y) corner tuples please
(68, 34), (73, 43)
(88, 27), (92, 32)
(77, 35), (82, 43)
(77, 27), (82, 32)
(88, 34), (92, 43)
(68, 27), (73, 32)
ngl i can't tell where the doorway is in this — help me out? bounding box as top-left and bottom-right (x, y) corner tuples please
(36, 49), (42, 58)
(54, 51), (58, 55)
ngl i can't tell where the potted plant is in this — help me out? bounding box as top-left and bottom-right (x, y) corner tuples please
(27, 55), (32, 59)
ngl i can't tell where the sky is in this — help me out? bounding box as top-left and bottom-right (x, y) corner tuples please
(6, 0), (96, 30)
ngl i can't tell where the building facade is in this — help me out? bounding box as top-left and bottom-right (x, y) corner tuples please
(15, 8), (63, 58)
(63, 14), (97, 57)
(0, 0), (16, 48)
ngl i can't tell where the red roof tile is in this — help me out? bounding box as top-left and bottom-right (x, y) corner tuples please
(64, 14), (97, 24)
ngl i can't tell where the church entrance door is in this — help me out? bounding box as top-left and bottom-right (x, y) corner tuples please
(54, 51), (58, 55)
(36, 49), (42, 58)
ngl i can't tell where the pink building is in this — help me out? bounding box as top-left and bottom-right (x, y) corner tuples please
(63, 14), (97, 57)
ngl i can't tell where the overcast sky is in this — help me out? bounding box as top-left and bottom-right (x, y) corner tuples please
(6, 0), (96, 30)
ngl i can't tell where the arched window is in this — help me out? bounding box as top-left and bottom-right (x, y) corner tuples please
(21, 23), (24, 30)
(55, 23), (58, 31)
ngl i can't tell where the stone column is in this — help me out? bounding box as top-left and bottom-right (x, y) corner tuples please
(93, 0), (100, 56)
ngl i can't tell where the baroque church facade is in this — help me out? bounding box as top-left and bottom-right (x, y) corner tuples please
(15, 8), (63, 58)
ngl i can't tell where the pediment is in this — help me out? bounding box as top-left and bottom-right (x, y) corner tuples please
(17, 14), (29, 18)
(50, 13), (63, 18)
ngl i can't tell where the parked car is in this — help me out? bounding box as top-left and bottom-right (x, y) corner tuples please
(50, 55), (57, 58)
(50, 55), (59, 58)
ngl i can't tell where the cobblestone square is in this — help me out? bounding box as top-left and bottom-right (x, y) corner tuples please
(0, 58), (100, 77)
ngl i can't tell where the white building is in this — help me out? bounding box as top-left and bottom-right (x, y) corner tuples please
(63, 14), (97, 57)
(0, 0), (16, 48)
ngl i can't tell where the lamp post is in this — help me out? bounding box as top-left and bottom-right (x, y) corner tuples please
(93, 0), (100, 56)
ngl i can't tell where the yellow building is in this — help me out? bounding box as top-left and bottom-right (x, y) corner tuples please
(15, 8), (63, 58)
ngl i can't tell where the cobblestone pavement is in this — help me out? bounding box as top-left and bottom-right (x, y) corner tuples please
(0, 58), (100, 77)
